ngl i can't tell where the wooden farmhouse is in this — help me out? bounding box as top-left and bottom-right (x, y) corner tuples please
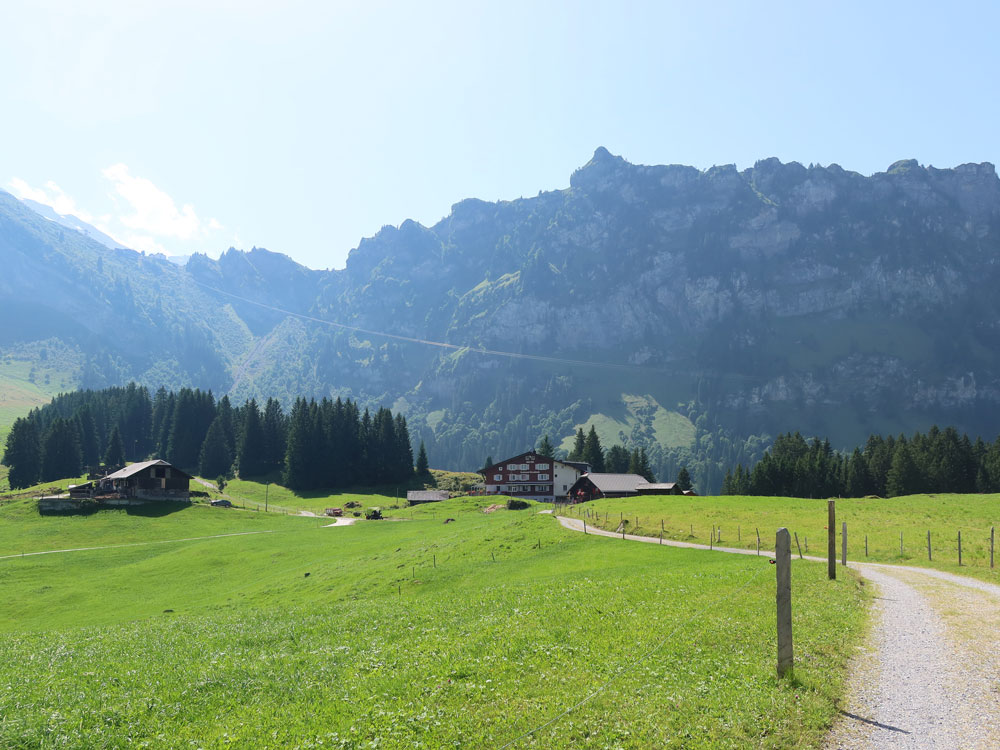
(568, 473), (648, 501)
(480, 451), (589, 502)
(103, 459), (192, 501)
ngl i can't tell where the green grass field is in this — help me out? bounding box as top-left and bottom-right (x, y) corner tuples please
(0, 491), (867, 749)
(574, 493), (1000, 583)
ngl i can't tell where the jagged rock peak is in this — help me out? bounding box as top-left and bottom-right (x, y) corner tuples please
(570, 146), (631, 190)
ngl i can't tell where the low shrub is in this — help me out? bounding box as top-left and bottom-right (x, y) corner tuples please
(506, 498), (530, 510)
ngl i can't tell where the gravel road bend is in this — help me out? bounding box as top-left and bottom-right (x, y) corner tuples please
(553, 514), (1000, 749)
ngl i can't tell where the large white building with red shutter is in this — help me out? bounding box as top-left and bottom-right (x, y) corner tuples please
(480, 451), (589, 501)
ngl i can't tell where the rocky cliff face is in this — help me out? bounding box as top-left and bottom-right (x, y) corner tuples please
(4, 150), (1000, 486)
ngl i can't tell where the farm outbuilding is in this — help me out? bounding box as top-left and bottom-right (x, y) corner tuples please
(635, 482), (683, 495)
(407, 490), (450, 505)
(568, 473), (647, 501)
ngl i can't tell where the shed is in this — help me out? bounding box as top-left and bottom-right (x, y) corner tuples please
(635, 482), (683, 495)
(568, 473), (647, 501)
(407, 490), (449, 505)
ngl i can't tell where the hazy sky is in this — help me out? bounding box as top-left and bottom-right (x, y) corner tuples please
(2, 0), (997, 269)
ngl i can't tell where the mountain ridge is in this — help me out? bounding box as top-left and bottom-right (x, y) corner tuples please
(3, 150), (1000, 491)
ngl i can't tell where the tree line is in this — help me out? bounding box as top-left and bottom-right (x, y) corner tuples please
(539, 426), (663, 484)
(3, 384), (416, 491)
(722, 426), (1000, 498)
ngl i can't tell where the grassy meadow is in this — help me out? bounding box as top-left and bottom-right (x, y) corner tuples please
(0, 489), (868, 749)
(574, 493), (1000, 582)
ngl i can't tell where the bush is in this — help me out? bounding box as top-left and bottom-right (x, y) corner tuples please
(506, 498), (530, 510)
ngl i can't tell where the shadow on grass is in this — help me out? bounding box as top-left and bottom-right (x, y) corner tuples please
(125, 501), (192, 518)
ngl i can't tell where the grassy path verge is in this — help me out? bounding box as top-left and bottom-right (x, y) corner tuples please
(555, 511), (1000, 750)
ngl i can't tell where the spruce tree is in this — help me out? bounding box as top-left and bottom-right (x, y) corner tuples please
(167, 388), (216, 471)
(606, 444), (630, 473)
(41, 417), (83, 481)
(103, 425), (125, 467)
(236, 399), (267, 478)
(416, 441), (430, 475)
(283, 398), (312, 490)
(537, 434), (555, 458)
(75, 407), (101, 471)
(582, 426), (605, 472)
(676, 466), (692, 491)
(885, 442), (919, 498)
(394, 413), (414, 481)
(628, 447), (655, 482)
(199, 416), (233, 479)
(844, 448), (872, 497)
(568, 428), (586, 461)
(3, 417), (41, 489)
(261, 398), (286, 474)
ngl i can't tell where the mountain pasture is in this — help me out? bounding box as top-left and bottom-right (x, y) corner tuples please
(0, 493), (866, 749)
(578, 493), (1000, 583)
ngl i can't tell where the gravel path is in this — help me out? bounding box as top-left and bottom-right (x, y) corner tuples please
(553, 514), (1000, 749)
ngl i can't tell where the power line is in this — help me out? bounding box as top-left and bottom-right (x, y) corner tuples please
(190, 278), (657, 374)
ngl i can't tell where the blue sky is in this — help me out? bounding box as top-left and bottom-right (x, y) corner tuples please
(2, 0), (997, 269)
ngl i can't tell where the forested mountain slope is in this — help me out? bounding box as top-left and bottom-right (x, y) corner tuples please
(3, 149), (1000, 492)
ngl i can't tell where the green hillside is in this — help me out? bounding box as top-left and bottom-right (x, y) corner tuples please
(0, 340), (83, 446)
(0, 492), (867, 748)
(560, 393), (696, 454)
(578, 493), (1000, 583)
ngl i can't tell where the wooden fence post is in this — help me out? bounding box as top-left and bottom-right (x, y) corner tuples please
(583, 519), (587, 534)
(738, 525), (741, 541)
(842, 522), (847, 566)
(756, 528), (761, 556)
(865, 535), (868, 557)
(958, 530), (962, 566)
(794, 532), (803, 559)
(927, 530), (931, 561)
(828, 500), (836, 580)
(776, 528), (793, 678)
(991, 526), (995, 569)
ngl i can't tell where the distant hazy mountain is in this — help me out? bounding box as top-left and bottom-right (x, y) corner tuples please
(3, 151), (1000, 492)
(20, 197), (125, 250)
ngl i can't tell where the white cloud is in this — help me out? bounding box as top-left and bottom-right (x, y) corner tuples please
(7, 177), (94, 222)
(102, 163), (217, 240)
(9, 167), (223, 258)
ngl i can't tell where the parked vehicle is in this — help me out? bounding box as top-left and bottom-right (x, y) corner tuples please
(365, 507), (383, 520)
(211, 499), (233, 508)
(325, 507), (343, 517)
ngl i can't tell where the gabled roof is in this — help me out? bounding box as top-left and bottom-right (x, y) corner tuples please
(636, 482), (678, 491)
(579, 473), (647, 493)
(406, 490), (449, 502)
(104, 459), (193, 481)
(481, 451), (582, 475)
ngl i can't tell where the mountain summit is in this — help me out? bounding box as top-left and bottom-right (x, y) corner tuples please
(3, 151), (1000, 490)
